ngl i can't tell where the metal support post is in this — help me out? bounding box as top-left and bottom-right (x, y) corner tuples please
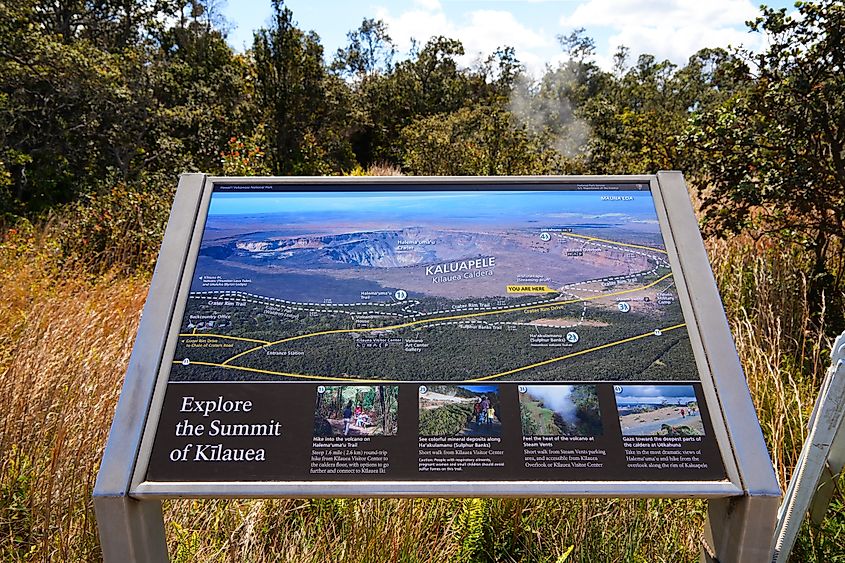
(701, 495), (781, 562)
(93, 173), (207, 562)
(94, 496), (168, 562)
(770, 331), (845, 562)
(656, 171), (782, 562)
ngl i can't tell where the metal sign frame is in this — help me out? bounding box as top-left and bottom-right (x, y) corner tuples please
(94, 172), (780, 562)
(771, 332), (845, 562)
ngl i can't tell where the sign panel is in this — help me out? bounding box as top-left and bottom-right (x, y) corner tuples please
(93, 174), (785, 563)
(134, 178), (733, 489)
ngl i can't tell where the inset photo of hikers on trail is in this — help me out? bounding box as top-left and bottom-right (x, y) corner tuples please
(418, 385), (501, 437)
(519, 385), (603, 437)
(313, 385), (398, 437)
(615, 385), (703, 437)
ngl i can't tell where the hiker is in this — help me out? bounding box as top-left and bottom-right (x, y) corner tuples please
(343, 400), (353, 435)
(473, 401), (482, 425)
(680, 408), (686, 418)
(480, 396), (490, 424)
(354, 404), (363, 427)
(487, 405), (495, 425)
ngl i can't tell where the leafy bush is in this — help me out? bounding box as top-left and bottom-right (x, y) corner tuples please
(401, 106), (562, 176)
(220, 129), (271, 176)
(454, 498), (489, 562)
(53, 182), (173, 275)
(419, 403), (474, 436)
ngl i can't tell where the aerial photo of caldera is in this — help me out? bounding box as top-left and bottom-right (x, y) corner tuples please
(168, 187), (700, 383)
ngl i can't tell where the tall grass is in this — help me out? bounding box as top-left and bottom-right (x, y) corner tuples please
(0, 225), (148, 560)
(706, 236), (845, 561)
(1, 220), (842, 561)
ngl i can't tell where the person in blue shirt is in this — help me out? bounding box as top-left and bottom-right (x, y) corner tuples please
(343, 400), (353, 435)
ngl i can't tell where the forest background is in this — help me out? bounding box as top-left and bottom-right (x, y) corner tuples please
(1, 0), (844, 561)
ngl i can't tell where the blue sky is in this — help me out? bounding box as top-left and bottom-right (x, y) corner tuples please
(459, 384), (499, 394)
(615, 385), (697, 405)
(219, 0), (796, 74)
(207, 190), (658, 220)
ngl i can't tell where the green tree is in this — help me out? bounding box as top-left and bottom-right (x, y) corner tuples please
(147, 0), (257, 175)
(331, 18), (394, 79)
(581, 47), (743, 175)
(478, 46), (523, 102)
(0, 0), (248, 214)
(686, 0), (845, 323)
(253, 0), (354, 175)
(401, 105), (560, 176)
(0, 0), (148, 212)
(351, 36), (476, 166)
(25, 0), (181, 52)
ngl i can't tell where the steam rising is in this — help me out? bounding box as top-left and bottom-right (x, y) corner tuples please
(508, 73), (591, 159)
(524, 385), (578, 424)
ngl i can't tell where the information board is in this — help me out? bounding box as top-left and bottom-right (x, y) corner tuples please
(133, 177), (735, 490)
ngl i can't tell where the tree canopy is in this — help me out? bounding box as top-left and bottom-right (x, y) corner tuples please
(1, 0), (843, 322)
(687, 0), (844, 310)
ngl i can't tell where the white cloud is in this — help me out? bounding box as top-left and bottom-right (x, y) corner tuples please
(560, 0), (759, 29)
(375, 5), (451, 50)
(414, 0), (442, 10)
(374, 0), (771, 75)
(560, 0), (764, 66)
(375, 3), (554, 74)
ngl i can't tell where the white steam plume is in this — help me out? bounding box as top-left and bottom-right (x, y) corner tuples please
(524, 385), (578, 423)
(508, 73), (591, 159)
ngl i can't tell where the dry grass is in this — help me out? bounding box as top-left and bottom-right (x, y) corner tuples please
(0, 223), (842, 561)
(706, 236), (834, 487)
(0, 231), (148, 560)
(159, 497), (705, 562)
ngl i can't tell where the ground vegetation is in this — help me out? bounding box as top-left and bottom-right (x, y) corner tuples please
(2, 1), (844, 560)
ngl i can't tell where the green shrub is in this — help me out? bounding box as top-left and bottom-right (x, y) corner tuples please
(53, 182), (173, 275)
(419, 403), (474, 436)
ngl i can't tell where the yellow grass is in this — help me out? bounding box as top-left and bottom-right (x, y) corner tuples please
(0, 223), (841, 561)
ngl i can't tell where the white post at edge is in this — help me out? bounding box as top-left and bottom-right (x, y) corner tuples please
(770, 331), (845, 563)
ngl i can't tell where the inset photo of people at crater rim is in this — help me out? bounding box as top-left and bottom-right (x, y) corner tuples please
(418, 385), (501, 437)
(313, 385), (398, 437)
(519, 384), (603, 437)
(615, 384), (703, 437)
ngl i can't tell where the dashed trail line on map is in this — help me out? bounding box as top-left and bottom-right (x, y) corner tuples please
(177, 233), (677, 380)
(180, 272), (673, 371)
(172, 322), (686, 383)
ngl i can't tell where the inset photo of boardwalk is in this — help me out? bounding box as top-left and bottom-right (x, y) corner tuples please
(418, 385), (501, 437)
(615, 385), (703, 437)
(313, 385), (398, 437)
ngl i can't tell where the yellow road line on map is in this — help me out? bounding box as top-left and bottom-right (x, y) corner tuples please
(468, 323), (688, 382)
(218, 273), (674, 366)
(173, 360), (398, 383)
(179, 333), (270, 344)
(175, 323), (687, 383)
(562, 232), (668, 254)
